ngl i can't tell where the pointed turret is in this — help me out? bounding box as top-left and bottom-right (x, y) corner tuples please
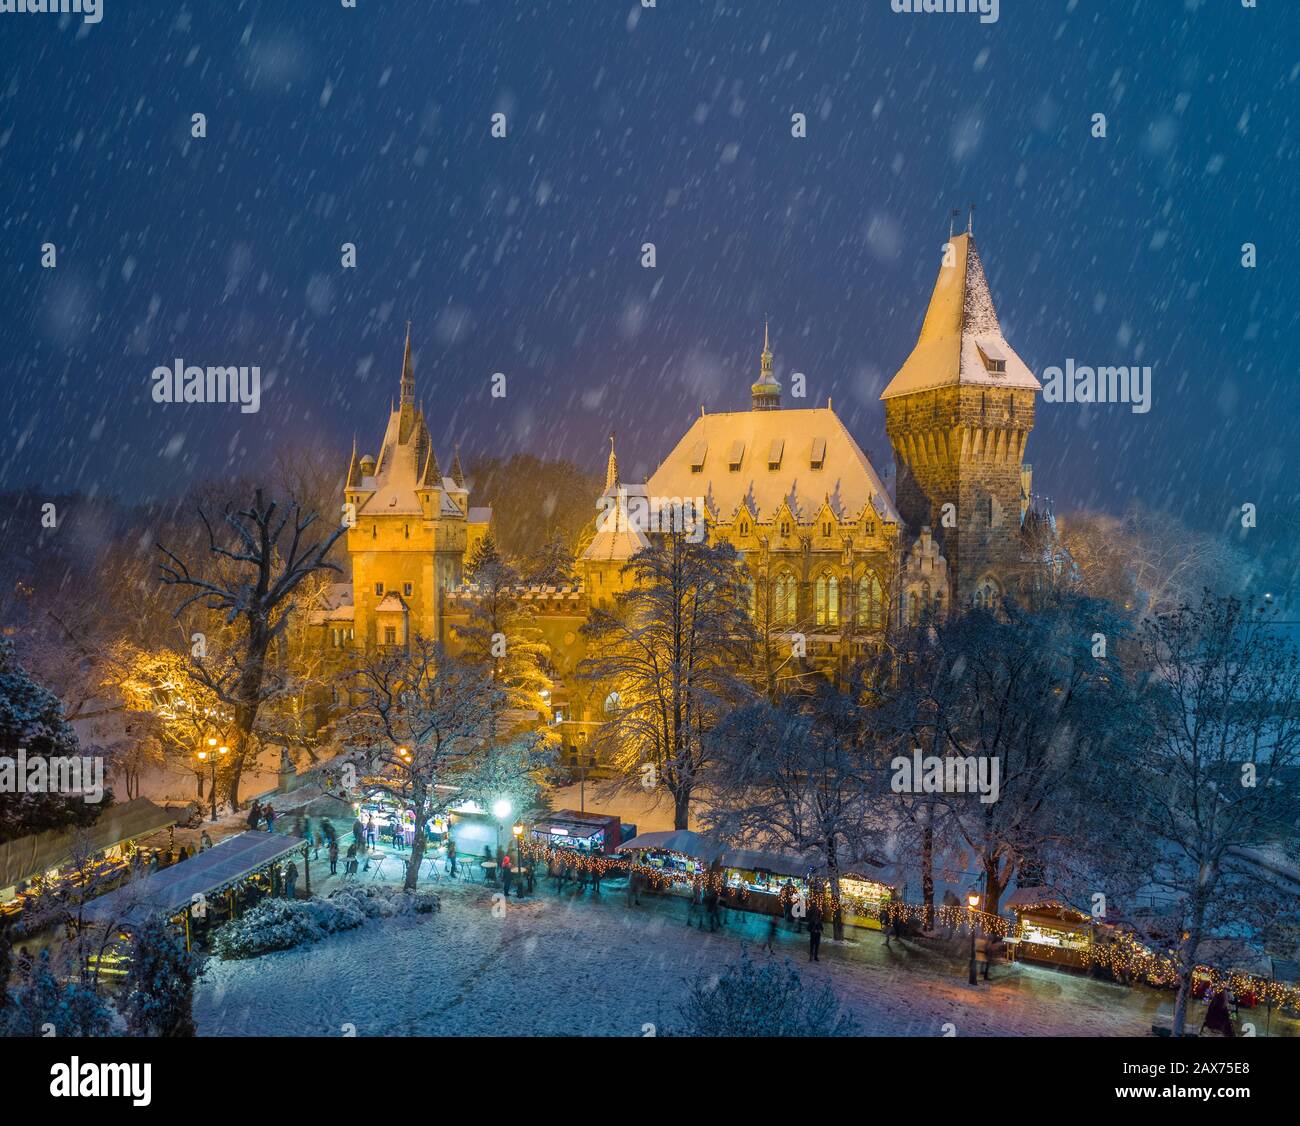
(450, 446), (465, 488)
(750, 321), (781, 410)
(879, 232), (1039, 400)
(346, 436), (362, 488)
(604, 432), (619, 493)
(420, 445), (442, 488)
(399, 321), (415, 406)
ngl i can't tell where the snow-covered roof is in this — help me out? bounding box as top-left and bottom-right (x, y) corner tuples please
(880, 232), (1040, 401)
(618, 830), (725, 862)
(644, 405), (899, 526)
(80, 830), (305, 926)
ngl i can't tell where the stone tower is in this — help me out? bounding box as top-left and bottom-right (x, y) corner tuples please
(880, 231), (1041, 608)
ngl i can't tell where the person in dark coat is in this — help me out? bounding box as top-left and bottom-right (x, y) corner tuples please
(263, 805), (276, 832)
(284, 861), (298, 898)
(591, 859), (602, 896)
(199, 830), (213, 852)
(446, 838), (458, 877)
(353, 818), (366, 852)
(328, 839), (340, 875)
(247, 801), (261, 830)
(501, 853), (514, 896)
(808, 905), (823, 962)
(1203, 988), (1236, 1037)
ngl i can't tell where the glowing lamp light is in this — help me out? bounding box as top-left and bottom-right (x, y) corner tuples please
(492, 799), (512, 820)
(197, 749), (208, 762)
(218, 744), (229, 756)
(967, 892), (981, 909)
(512, 823), (523, 837)
(207, 737), (217, 748)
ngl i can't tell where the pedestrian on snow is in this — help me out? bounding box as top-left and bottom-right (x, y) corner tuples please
(247, 801), (261, 830)
(199, 830), (213, 852)
(285, 861), (298, 898)
(591, 859), (602, 895)
(321, 818), (335, 845)
(974, 933), (991, 981)
(446, 838), (458, 877)
(763, 912), (780, 953)
(576, 860), (589, 892)
(808, 905), (823, 962)
(627, 869), (641, 907)
(365, 816), (376, 849)
(345, 842), (358, 878)
(293, 815), (306, 841)
(264, 806), (276, 832)
(781, 879), (796, 923)
(329, 840), (340, 875)
(686, 883), (702, 929)
(352, 818), (365, 852)
(501, 853), (514, 896)
(1202, 988), (1236, 1037)
(704, 887), (720, 932)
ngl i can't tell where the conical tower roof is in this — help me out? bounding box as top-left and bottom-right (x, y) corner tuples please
(880, 232), (1040, 400)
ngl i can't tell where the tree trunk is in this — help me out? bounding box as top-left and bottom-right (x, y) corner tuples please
(1171, 898), (1207, 1036)
(672, 786), (691, 831)
(983, 853), (1008, 918)
(828, 840), (844, 941)
(920, 808), (935, 930)
(406, 824), (426, 892)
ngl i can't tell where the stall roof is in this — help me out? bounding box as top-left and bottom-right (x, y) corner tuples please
(719, 848), (882, 883)
(618, 830), (725, 863)
(0, 798), (177, 892)
(1004, 886), (1090, 921)
(79, 830), (304, 927)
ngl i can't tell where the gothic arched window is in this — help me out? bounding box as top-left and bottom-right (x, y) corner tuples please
(857, 573), (885, 629)
(973, 576), (1001, 611)
(774, 573), (797, 627)
(908, 590), (921, 626)
(815, 574), (839, 626)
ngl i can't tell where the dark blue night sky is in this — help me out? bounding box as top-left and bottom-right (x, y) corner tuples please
(1, 0), (1296, 545)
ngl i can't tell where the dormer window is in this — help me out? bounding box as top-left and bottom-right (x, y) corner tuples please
(768, 438), (785, 471)
(689, 442), (707, 473)
(810, 437), (826, 470)
(780, 521), (791, 536)
(822, 521), (832, 537)
(728, 441), (745, 472)
(739, 521), (749, 535)
(978, 340), (1007, 374)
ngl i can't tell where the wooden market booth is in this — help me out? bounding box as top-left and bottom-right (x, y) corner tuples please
(1004, 887), (1095, 970)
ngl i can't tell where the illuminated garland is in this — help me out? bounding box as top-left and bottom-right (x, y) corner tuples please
(519, 841), (1300, 1013)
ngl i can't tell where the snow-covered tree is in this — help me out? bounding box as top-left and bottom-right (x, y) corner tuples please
(157, 488), (346, 807)
(1, 949), (111, 1037)
(343, 639), (510, 890)
(122, 917), (200, 1037)
(1102, 593), (1300, 1036)
(0, 639), (106, 844)
(704, 683), (888, 939)
(580, 530), (757, 829)
(675, 950), (857, 1037)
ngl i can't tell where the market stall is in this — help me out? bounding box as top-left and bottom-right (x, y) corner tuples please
(1004, 887), (1095, 969)
(528, 809), (622, 855)
(717, 848), (894, 926)
(0, 797), (178, 921)
(78, 829), (307, 952)
(615, 830), (725, 894)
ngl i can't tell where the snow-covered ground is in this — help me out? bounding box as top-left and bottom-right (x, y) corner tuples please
(193, 863), (1296, 1037)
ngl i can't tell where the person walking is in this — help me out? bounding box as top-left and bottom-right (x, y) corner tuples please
(246, 800), (261, 830)
(626, 869), (641, 907)
(352, 817), (365, 853)
(501, 853), (514, 897)
(974, 933), (991, 982)
(446, 838), (458, 877)
(199, 830), (213, 852)
(284, 860), (298, 898)
(328, 838), (340, 875)
(345, 842), (358, 879)
(365, 815), (376, 850)
(763, 911), (780, 953)
(264, 805), (276, 832)
(1202, 987), (1236, 1037)
(591, 859), (602, 896)
(808, 904), (823, 962)
(686, 883), (702, 929)
(704, 887), (720, 932)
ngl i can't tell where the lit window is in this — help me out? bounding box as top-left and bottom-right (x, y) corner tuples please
(857, 574), (884, 629)
(384, 626), (397, 645)
(815, 575), (839, 626)
(374, 582), (384, 596)
(403, 582), (413, 597)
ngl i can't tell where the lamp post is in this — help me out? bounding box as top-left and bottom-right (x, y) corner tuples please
(967, 891), (982, 985)
(511, 821), (523, 867)
(492, 798), (512, 860)
(196, 739), (229, 823)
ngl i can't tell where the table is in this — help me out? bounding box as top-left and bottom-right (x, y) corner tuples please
(480, 860), (497, 884)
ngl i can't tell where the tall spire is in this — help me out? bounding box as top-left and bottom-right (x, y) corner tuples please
(604, 432), (619, 493)
(399, 321), (415, 407)
(346, 436), (361, 488)
(450, 444), (465, 488)
(750, 320), (781, 411)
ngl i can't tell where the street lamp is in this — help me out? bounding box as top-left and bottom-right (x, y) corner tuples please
(492, 798), (512, 858)
(196, 739), (229, 823)
(967, 891), (982, 985)
(511, 822), (523, 866)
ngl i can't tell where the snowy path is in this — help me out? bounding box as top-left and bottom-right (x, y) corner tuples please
(194, 874), (1289, 1037)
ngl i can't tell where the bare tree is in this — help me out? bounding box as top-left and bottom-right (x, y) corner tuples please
(157, 488), (345, 808)
(342, 639), (505, 891)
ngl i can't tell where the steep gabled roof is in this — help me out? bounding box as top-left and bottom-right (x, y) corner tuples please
(880, 232), (1040, 400)
(645, 406), (899, 526)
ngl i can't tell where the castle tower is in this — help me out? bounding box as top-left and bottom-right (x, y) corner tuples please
(880, 230), (1041, 608)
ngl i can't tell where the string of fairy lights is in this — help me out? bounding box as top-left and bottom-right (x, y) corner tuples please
(521, 842), (1300, 1013)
